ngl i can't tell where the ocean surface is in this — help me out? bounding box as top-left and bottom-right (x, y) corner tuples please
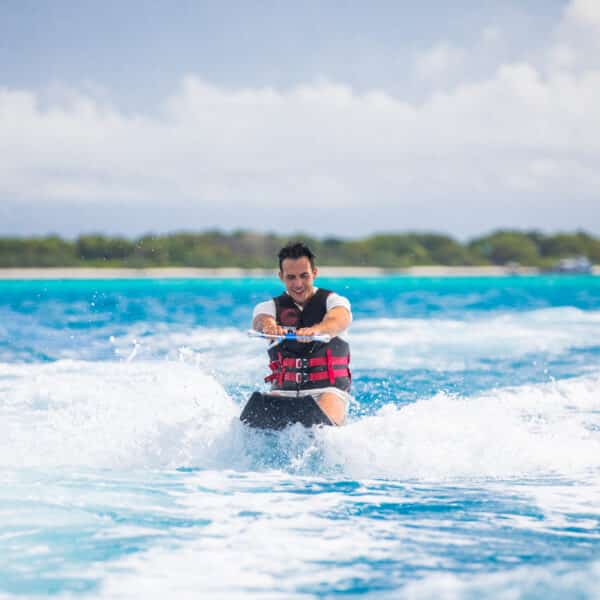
(1, 275), (600, 598)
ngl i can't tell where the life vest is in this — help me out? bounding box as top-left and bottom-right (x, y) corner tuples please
(265, 288), (351, 392)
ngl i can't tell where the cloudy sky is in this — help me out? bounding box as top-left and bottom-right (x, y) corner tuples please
(1, 0), (599, 239)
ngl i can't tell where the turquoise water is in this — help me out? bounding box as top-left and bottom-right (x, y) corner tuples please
(1, 276), (600, 597)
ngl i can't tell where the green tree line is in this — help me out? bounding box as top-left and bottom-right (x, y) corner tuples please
(0, 230), (598, 268)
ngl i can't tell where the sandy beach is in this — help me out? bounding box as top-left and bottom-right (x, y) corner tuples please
(0, 265), (587, 279)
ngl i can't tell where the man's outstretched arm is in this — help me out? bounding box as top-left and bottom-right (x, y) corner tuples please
(295, 306), (351, 339)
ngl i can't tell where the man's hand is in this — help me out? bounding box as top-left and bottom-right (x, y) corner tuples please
(296, 307), (351, 342)
(263, 322), (289, 336)
(295, 326), (320, 342)
(253, 315), (288, 337)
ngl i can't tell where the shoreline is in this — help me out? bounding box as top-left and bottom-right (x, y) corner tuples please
(0, 265), (597, 279)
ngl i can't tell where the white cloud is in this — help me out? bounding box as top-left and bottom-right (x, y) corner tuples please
(481, 27), (502, 45)
(566, 0), (600, 28)
(1, 63), (599, 207)
(555, 0), (600, 73)
(1, 0), (600, 236)
(0, 64), (600, 200)
(547, 43), (578, 70)
(413, 42), (466, 82)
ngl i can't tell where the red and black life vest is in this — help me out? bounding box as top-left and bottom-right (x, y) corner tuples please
(265, 288), (351, 392)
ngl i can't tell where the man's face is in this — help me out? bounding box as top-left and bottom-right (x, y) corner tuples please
(279, 256), (317, 305)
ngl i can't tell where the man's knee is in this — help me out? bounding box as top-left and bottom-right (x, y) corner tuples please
(317, 392), (346, 426)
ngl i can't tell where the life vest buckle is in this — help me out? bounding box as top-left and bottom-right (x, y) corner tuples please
(295, 371), (309, 384)
(295, 358), (309, 369)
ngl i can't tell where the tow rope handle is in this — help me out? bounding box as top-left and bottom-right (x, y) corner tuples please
(247, 330), (332, 344)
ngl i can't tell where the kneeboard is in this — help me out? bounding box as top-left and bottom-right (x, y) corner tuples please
(240, 392), (334, 430)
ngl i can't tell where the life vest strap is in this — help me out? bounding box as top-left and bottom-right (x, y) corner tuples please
(326, 348), (335, 385)
(280, 368), (350, 384)
(278, 355), (349, 369)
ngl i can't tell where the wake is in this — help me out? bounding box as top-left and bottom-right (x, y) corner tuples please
(1, 360), (599, 481)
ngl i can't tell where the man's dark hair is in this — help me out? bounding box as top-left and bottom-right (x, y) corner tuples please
(278, 241), (316, 271)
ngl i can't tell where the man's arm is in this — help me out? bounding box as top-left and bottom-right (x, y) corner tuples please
(296, 306), (351, 339)
(252, 299), (288, 336)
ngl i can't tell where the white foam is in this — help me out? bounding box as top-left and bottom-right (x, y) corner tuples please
(0, 360), (236, 469)
(59, 469), (600, 600)
(402, 560), (600, 599)
(2, 359), (600, 480)
(105, 307), (600, 376)
(350, 307), (600, 370)
(320, 373), (600, 479)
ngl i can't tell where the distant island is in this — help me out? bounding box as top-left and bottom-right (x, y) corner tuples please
(0, 230), (598, 270)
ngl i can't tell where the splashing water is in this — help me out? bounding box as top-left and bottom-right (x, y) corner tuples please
(1, 276), (600, 597)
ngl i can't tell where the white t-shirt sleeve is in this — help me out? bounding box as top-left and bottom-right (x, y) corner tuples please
(252, 299), (276, 322)
(326, 293), (352, 322)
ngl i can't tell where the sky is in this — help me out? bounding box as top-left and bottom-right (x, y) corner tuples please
(0, 0), (599, 239)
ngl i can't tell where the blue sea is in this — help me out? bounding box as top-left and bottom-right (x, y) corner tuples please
(1, 275), (600, 598)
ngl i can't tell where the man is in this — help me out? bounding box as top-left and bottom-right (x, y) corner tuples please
(252, 241), (352, 425)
